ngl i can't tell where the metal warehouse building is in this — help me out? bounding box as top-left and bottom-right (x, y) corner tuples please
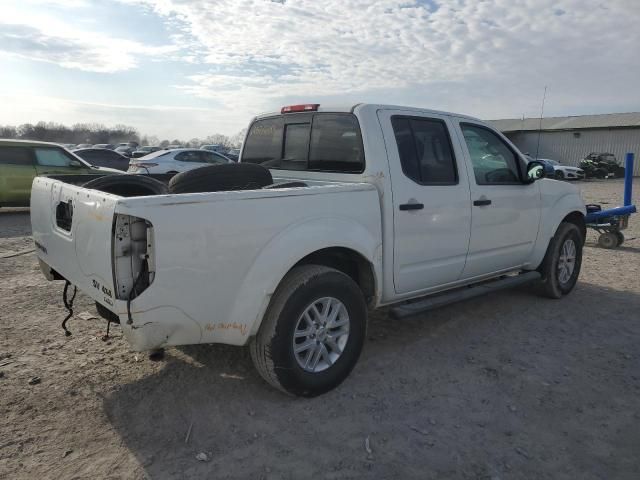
(489, 112), (640, 176)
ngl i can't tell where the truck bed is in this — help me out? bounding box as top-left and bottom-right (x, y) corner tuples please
(31, 175), (382, 350)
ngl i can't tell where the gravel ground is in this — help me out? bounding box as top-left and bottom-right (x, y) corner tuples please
(1, 179), (639, 479)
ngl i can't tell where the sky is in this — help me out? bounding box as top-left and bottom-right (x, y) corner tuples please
(0, 0), (639, 139)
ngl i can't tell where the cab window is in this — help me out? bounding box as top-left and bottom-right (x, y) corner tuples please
(391, 116), (457, 185)
(460, 124), (521, 185)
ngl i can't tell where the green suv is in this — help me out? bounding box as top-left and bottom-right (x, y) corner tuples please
(0, 139), (119, 207)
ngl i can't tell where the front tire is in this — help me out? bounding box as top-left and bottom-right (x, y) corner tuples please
(537, 222), (583, 298)
(555, 170), (565, 180)
(250, 265), (367, 397)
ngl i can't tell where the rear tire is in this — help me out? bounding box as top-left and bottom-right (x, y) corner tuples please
(536, 222), (583, 298)
(168, 164), (272, 194)
(82, 175), (168, 197)
(616, 232), (625, 246)
(250, 265), (367, 397)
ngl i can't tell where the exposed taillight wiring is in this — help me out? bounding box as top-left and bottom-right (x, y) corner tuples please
(61, 280), (77, 336)
(126, 255), (149, 325)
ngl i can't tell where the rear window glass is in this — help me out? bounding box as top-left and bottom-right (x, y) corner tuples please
(0, 146), (32, 166)
(283, 123), (310, 169)
(242, 113), (364, 173)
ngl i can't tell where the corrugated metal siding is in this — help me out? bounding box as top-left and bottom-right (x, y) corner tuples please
(505, 128), (640, 176)
(490, 112), (640, 132)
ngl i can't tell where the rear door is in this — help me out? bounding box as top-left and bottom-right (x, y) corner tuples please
(378, 109), (472, 294)
(0, 146), (37, 206)
(452, 119), (541, 278)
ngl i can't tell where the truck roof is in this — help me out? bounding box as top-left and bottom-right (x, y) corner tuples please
(254, 103), (482, 122)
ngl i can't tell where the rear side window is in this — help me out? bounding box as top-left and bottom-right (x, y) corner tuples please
(201, 151), (228, 164)
(0, 146), (33, 166)
(175, 151), (204, 163)
(242, 113), (364, 173)
(391, 116), (457, 184)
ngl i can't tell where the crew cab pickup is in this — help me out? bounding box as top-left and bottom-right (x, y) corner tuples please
(31, 103), (586, 396)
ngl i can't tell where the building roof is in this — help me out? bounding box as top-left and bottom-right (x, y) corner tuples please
(488, 112), (640, 133)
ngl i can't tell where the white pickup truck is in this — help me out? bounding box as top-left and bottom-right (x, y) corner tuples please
(31, 103), (586, 396)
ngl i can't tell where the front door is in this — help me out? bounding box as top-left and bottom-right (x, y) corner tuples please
(378, 110), (472, 294)
(452, 120), (541, 279)
(0, 146), (37, 206)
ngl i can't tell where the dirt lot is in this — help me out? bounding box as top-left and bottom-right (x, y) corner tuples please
(1, 179), (639, 479)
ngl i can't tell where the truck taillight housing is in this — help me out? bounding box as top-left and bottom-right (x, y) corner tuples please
(281, 104), (319, 113)
(112, 214), (155, 301)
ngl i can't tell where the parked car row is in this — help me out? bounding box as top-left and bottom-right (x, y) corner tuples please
(128, 148), (231, 174)
(0, 139), (235, 206)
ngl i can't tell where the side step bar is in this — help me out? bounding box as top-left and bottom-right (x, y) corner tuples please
(389, 271), (541, 319)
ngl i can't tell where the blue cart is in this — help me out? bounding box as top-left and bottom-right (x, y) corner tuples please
(584, 153), (636, 248)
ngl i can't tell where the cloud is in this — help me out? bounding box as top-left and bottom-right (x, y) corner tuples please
(120, 0), (640, 119)
(0, 2), (176, 73)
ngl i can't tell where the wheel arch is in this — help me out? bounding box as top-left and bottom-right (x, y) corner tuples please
(562, 210), (586, 244)
(292, 247), (377, 306)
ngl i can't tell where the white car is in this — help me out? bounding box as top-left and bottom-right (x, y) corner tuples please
(31, 103), (586, 396)
(127, 148), (231, 174)
(539, 159), (585, 180)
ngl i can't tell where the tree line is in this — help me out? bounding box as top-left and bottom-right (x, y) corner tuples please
(0, 121), (245, 148)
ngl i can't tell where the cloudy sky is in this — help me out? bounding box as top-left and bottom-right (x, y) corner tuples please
(1, 0), (639, 139)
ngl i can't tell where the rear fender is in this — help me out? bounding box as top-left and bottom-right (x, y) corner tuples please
(217, 216), (382, 343)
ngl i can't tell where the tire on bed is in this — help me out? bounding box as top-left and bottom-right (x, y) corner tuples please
(82, 175), (169, 197)
(168, 164), (273, 194)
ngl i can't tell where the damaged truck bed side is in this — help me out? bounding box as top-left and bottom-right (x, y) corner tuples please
(32, 103), (586, 396)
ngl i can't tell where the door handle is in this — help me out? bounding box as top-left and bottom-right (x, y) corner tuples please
(399, 202), (424, 211)
(473, 198), (492, 206)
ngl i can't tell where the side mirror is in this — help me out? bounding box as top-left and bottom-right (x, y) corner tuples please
(69, 159), (84, 168)
(525, 160), (547, 182)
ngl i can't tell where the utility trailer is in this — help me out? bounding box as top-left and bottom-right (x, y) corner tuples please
(585, 153), (636, 249)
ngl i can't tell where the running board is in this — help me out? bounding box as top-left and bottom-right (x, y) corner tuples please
(389, 271), (541, 319)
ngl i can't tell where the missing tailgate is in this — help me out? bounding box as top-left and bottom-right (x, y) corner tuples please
(112, 214), (155, 305)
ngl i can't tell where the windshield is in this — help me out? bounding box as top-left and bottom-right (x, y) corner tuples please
(242, 113), (365, 173)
